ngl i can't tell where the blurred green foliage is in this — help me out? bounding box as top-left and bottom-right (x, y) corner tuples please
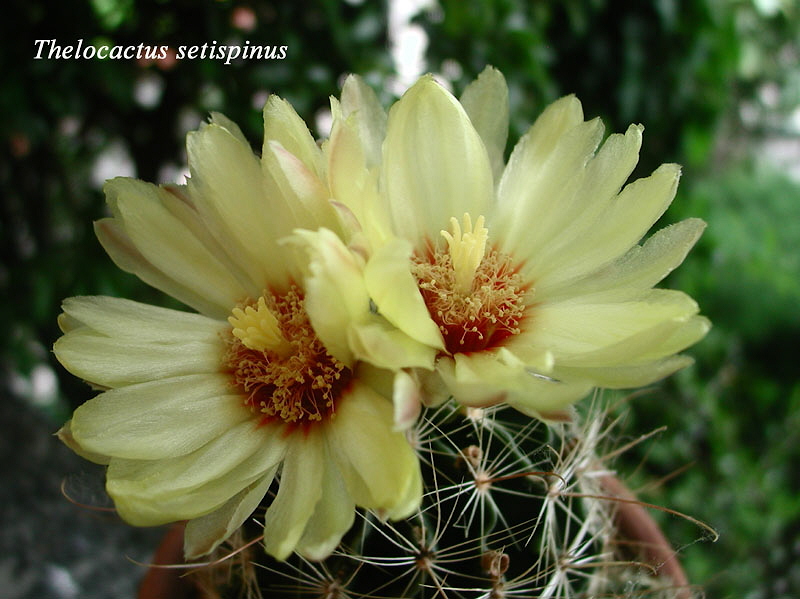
(2, 0), (798, 598)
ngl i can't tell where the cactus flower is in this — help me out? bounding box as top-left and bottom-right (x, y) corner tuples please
(305, 68), (710, 418)
(55, 108), (421, 561)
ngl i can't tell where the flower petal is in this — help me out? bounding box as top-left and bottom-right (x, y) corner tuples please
(363, 238), (445, 349)
(262, 431), (325, 560)
(339, 74), (387, 168)
(392, 369), (422, 431)
(186, 120), (297, 287)
(556, 355), (696, 388)
(54, 328), (224, 389)
(109, 178), (254, 308)
(295, 445), (355, 560)
(348, 320), (437, 370)
(437, 351), (592, 414)
(327, 115), (391, 249)
(57, 420), (110, 465)
(539, 219), (707, 301)
(184, 470), (276, 558)
(327, 383), (421, 516)
(59, 295), (225, 342)
(534, 163), (682, 289)
(262, 94), (324, 179)
(106, 423), (285, 526)
(382, 75), (494, 243)
(71, 374), (251, 460)
(460, 66), (509, 184)
(496, 115), (604, 264)
(95, 218), (231, 319)
(106, 420), (280, 501)
(529, 289), (705, 363)
(293, 227), (370, 366)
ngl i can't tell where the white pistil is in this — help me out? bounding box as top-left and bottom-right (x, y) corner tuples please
(228, 296), (293, 356)
(440, 213), (489, 295)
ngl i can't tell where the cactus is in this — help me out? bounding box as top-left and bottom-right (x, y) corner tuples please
(188, 397), (708, 599)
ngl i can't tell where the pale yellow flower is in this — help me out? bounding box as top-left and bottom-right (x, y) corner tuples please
(300, 68), (709, 418)
(55, 107), (421, 560)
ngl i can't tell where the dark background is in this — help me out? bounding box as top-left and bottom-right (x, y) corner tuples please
(2, 1), (799, 597)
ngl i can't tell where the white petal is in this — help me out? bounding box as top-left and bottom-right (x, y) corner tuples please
(71, 374), (251, 460)
(262, 431), (325, 560)
(460, 66), (509, 184)
(382, 75), (494, 243)
(184, 470), (276, 558)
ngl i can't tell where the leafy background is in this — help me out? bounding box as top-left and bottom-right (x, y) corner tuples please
(1, 1), (798, 598)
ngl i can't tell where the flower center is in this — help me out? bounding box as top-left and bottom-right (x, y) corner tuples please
(224, 285), (351, 429)
(411, 213), (528, 355)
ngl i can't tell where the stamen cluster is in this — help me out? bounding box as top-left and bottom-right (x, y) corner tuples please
(411, 245), (529, 354)
(224, 285), (351, 428)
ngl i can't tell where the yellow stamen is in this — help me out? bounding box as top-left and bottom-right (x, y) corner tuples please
(228, 296), (293, 356)
(440, 213), (489, 295)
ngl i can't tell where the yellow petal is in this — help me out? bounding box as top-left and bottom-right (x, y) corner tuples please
(292, 228), (370, 366)
(187, 121), (297, 287)
(262, 94), (324, 179)
(347, 320), (437, 370)
(363, 238), (445, 349)
(262, 431), (325, 560)
(71, 374), (251, 460)
(437, 350), (592, 414)
(184, 471), (276, 558)
(57, 420), (110, 465)
(295, 445), (355, 560)
(95, 218), (231, 319)
(54, 329), (223, 389)
(534, 163), (682, 289)
(382, 75), (494, 243)
(496, 116), (604, 265)
(327, 383), (421, 515)
(539, 219), (707, 301)
(340, 74), (387, 168)
(460, 66), (509, 183)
